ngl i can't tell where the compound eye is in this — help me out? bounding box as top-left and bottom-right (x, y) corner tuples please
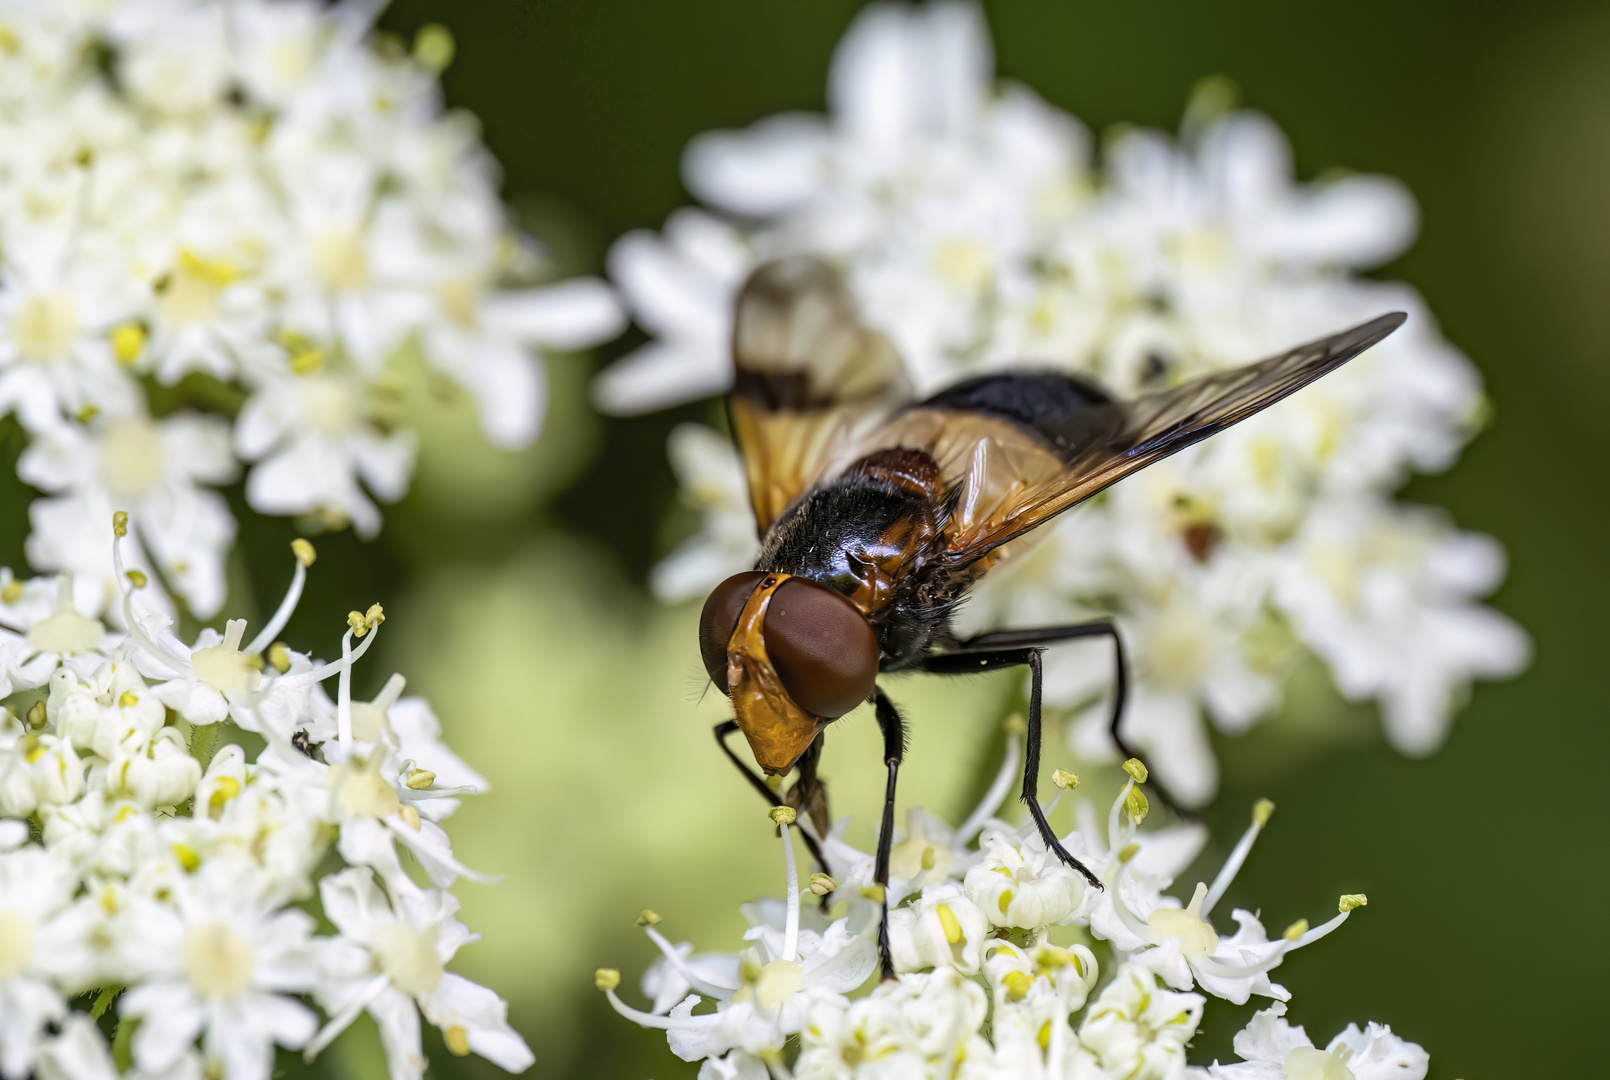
(763, 577), (879, 719)
(699, 571), (767, 690)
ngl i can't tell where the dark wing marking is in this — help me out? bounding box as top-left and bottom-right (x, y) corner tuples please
(728, 257), (910, 533)
(937, 312), (1409, 559)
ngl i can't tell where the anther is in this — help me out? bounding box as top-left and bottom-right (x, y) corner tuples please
(405, 769), (436, 790)
(1283, 919), (1309, 941)
(768, 806), (796, 826)
(1003, 712), (1027, 736)
(291, 538), (316, 567)
(1124, 785), (1149, 823)
(397, 805), (422, 830)
(126, 570), (147, 588)
(1253, 798), (1275, 826)
(1052, 769), (1078, 790)
(636, 909), (661, 927)
(26, 701), (46, 729)
(267, 643), (292, 674)
(595, 968), (621, 991)
(1338, 893), (1368, 912)
(809, 873), (837, 896)
(1122, 758), (1148, 783)
(113, 511), (128, 538)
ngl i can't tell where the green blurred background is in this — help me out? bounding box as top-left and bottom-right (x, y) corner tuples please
(195, 1), (1609, 1076)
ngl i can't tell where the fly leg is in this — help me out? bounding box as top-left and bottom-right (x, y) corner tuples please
(872, 688), (907, 980)
(787, 734), (832, 842)
(714, 720), (828, 872)
(919, 646), (1100, 887)
(936, 620), (1188, 817)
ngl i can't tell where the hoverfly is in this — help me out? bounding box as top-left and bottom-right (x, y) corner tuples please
(698, 256), (1404, 975)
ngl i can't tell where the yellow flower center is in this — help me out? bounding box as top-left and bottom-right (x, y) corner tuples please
(310, 228), (369, 292)
(12, 292), (78, 362)
(180, 922), (255, 999)
(1284, 1046), (1357, 1080)
(99, 418), (167, 500)
(1147, 881), (1219, 955)
(0, 909), (37, 978)
(371, 921), (444, 997)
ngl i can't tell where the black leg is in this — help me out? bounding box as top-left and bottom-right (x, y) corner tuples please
(919, 645), (1101, 887)
(787, 732), (832, 842)
(714, 721), (828, 872)
(933, 619), (1187, 817)
(871, 688), (907, 980)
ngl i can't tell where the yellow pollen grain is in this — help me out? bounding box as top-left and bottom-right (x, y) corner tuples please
(936, 904), (963, 944)
(443, 1025), (470, 1056)
(110, 323), (146, 365)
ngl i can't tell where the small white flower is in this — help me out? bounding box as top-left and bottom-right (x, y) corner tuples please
(1275, 497), (1529, 755)
(309, 867), (533, 1080)
(1077, 963), (1203, 1080)
(1200, 1002), (1429, 1080)
(596, 211), (750, 415)
(650, 424), (760, 603)
(235, 369), (417, 539)
(121, 861), (320, 1080)
(0, 846), (78, 1080)
(20, 413), (238, 618)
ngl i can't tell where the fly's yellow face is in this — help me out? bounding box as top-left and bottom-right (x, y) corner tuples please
(724, 575), (823, 774)
(699, 572), (882, 776)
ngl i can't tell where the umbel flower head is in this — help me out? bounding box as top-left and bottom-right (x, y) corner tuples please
(598, 0), (1528, 805)
(0, 0), (624, 624)
(0, 514), (530, 1080)
(600, 740), (1423, 1079)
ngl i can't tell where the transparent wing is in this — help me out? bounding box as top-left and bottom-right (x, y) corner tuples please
(930, 312), (1409, 560)
(727, 256), (910, 533)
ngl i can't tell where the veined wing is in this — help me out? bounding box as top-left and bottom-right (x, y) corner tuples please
(832, 313), (1408, 564)
(728, 256), (910, 534)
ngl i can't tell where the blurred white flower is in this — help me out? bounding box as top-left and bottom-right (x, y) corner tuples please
(1197, 1002), (1429, 1080)
(21, 413), (237, 617)
(0, 0), (622, 589)
(1274, 497), (1530, 754)
(601, 0), (1526, 802)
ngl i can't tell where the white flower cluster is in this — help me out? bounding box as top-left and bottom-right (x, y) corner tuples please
(0, 0), (622, 624)
(596, 0), (1528, 803)
(601, 749), (1429, 1080)
(0, 521), (528, 1080)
